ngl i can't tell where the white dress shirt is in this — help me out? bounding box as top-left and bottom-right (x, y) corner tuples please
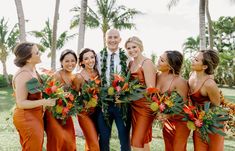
(97, 48), (131, 85)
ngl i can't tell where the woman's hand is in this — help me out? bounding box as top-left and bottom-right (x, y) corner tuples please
(43, 98), (56, 107)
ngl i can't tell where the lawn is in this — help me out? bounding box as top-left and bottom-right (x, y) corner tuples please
(0, 87), (235, 151)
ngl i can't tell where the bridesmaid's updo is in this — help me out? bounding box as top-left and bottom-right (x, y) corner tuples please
(14, 42), (35, 67)
(165, 50), (183, 75)
(60, 49), (78, 68)
(125, 36), (144, 51)
(200, 49), (219, 74)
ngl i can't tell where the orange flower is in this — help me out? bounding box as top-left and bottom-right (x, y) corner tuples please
(146, 87), (159, 94)
(67, 102), (74, 109)
(122, 82), (129, 91)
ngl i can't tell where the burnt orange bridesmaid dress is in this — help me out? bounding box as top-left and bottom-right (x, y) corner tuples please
(44, 75), (76, 151)
(190, 78), (224, 151)
(130, 60), (155, 148)
(162, 78), (190, 151)
(77, 74), (99, 151)
(13, 78), (44, 151)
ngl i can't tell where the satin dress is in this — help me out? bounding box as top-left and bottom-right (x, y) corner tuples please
(44, 75), (76, 151)
(77, 74), (99, 151)
(130, 65), (155, 148)
(162, 77), (190, 151)
(13, 78), (44, 151)
(190, 78), (224, 151)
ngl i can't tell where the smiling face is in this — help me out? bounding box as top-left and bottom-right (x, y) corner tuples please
(105, 29), (121, 52)
(125, 42), (142, 58)
(81, 51), (96, 70)
(157, 52), (170, 72)
(61, 53), (77, 72)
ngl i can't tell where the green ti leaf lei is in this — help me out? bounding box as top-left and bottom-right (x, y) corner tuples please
(99, 47), (129, 126)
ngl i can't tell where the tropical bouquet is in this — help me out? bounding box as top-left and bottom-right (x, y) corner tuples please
(182, 102), (229, 142)
(145, 87), (185, 115)
(220, 91), (235, 135)
(42, 75), (78, 124)
(78, 76), (100, 113)
(33, 68), (78, 124)
(99, 71), (145, 125)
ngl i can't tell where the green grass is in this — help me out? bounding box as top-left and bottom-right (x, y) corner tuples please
(0, 87), (235, 150)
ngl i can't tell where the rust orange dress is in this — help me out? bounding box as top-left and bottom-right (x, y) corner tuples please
(77, 74), (99, 151)
(44, 75), (76, 151)
(189, 78), (224, 151)
(13, 78), (44, 151)
(162, 78), (190, 151)
(130, 62), (155, 148)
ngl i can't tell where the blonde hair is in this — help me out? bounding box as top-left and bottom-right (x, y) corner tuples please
(125, 36), (144, 51)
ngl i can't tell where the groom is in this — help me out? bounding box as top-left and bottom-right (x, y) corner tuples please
(97, 28), (131, 151)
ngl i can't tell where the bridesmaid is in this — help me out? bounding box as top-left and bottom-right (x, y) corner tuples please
(44, 49), (77, 151)
(12, 42), (56, 151)
(156, 50), (190, 151)
(189, 50), (223, 151)
(73, 48), (100, 151)
(125, 36), (156, 151)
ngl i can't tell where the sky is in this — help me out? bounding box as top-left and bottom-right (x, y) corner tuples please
(0, 0), (235, 74)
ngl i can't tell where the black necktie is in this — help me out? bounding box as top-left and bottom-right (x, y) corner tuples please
(110, 53), (115, 81)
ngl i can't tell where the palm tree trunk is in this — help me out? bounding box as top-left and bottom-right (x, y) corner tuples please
(51, 0), (60, 70)
(205, 0), (213, 49)
(14, 0), (26, 42)
(199, 0), (206, 50)
(77, 0), (87, 55)
(1, 60), (10, 85)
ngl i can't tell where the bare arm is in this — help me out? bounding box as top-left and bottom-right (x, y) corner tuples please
(204, 79), (220, 106)
(14, 72), (55, 109)
(73, 73), (84, 92)
(142, 59), (156, 88)
(175, 77), (189, 101)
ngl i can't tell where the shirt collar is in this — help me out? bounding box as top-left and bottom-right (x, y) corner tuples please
(107, 48), (119, 56)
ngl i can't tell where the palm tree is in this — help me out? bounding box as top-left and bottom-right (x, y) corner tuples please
(77, 0), (87, 55)
(0, 18), (19, 85)
(14, 0), (26, 42)
(168, 0), (206, 49)
(30, 20), (76, 66)
(183, 36), (200, 57)
(205, 0), (213, 49)
(70, 0), (142, 46)
(51, 0), (60, 70)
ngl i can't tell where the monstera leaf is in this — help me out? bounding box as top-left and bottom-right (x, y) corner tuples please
(26, 78), (42, 94)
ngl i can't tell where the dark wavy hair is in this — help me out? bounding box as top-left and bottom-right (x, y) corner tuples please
(79, 48), (98, 72)
(60, 49), (78, 68)
(13, 42), (35, 67)
(200, 49), (219, 74)
(165, 50), (183, 75)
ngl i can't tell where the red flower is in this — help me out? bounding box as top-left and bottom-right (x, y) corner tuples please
(57, 99), (63, 106)
(62, 107), (69, 116)
(45, 88), (52, 95)
(152, 96), (159, 104)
